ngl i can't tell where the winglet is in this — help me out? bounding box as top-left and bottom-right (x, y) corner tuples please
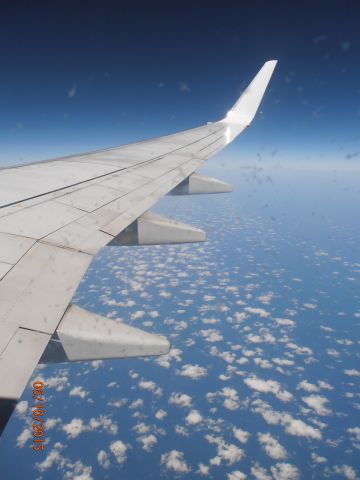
(222, 60), (277, 126)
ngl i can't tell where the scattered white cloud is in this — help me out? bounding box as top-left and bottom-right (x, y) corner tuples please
(16, 428), (31, 448)
(206, 435), (244, 465)
(138, 380), (162, 397)
(109, 440), (128, 464)
(233, 428), (250, 444)
(245, 307), (270, 318)
(97, 450), (111, 469)
(258, 432), (287, 460)
(138, 434), (157, 452)
(344, 369), (360, 377)
(179, 364), (207, 380)
(185, 410), (203, 425)
(160, 450), (190, 473)
(302, 394), (331, 416)
(334, 464), (357, 480)
(253, 400), (322, 440)
(155, 409), (167, 420)
(69, 386), (88, 399)
(169, 392), (192, 408)
(227, 471), (246, 480)
(270, 462), (300, 480)
(244, 375), (293, 402)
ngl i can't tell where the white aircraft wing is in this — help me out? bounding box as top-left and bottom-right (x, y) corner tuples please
(0, 60), (277, 433)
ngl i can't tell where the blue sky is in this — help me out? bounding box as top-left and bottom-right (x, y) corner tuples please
(0, 1), (359, 165)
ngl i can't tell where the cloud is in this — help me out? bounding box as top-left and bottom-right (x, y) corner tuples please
(185, 410), (203, 425)
(251, 462), (271, 480)
(344, 369), (360, 377)
(200, 329), (224, 342)
(138, 434), (157, 452)
(244, 375), (293, 402)
(109, 440), (128, 464)
(274, 318), (295, 327)
(348, 426), (360, 442)
(179, 364), (207, 380)
(233, 428), (249, 444)
(197, 463), (209, 475)
(286, 342), (313, 355)
(62, 418), (85, 439)
(245, 307), (270, 318)
(206, 435), (244, 465)
(334, 464), (356, 480)
(155, 409), (167, 420)
(253, 400), (322, 440)
(301, 394), (331, 416)
(97, 450), (111, 469)
(16, 428), (31, 448)
(272, 358), (294, 367)
(15, 400), (28, 416)
(270, 463), (300, 480)
(138, 380), (162, 397)
(156, 348), (182, 368)
(169, 392), (192, 408)
(160, 450), (190, 473)
(227, 471), (246, 480)
(297, 380), (319, 392)
(258, 432), (287, 460)
(62, 415), (118, 438)
(206, 387), (240, 411)
(69, 386), (88, 399)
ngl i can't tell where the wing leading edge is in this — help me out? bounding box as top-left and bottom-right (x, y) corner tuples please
(0, 60), (277, 435)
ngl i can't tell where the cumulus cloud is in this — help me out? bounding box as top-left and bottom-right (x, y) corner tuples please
(138, 434), (157, 452)
(302, 394), (332, 416)
(69, 386), (88, 399)
(258, 432), (287, 460)
(244, 375), (293, 402)
(155, 409), (167, 420)
(197, 463), (210, 475)
(297, 380), (319, 392)
(253, 400), (322, 440)
(233, 428), (250, 444)
(334, 464), (357, 480)
(344, 369), (360, 377)
(270, 462), (300, 480)
(251, 462), (271, 479)
(179, 364), (207, 380)
(156, 348), (182, 368)
(185, 410), (203, 425)
(200, 329), (224, 342)
(206, 387), (240, 411)
(245, 307), (270, 318)
(109, 440), (128, 464)
(160, 450), (190, 473)
(227, 471), (246, 480)
(16, 428), (31, 448)
(62, 415), (118, 438)
(206, 435), (244, 466)
(169, 392), (192, 408)
(62, 418), (85, 439)
(138, 380), (162, 397)
(15, 401), (28, 416)
(97, 450), (111, 469)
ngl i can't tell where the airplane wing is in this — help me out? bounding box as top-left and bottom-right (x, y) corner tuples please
(0, 60), (277, 434)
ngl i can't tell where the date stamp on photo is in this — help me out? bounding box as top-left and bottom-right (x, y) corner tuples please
(32, 381), (45, 451)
